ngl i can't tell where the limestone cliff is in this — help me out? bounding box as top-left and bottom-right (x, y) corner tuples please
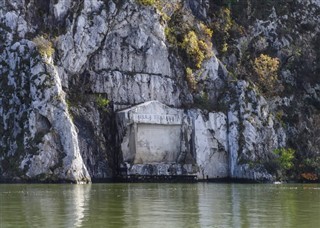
(0, 0), (319, 183)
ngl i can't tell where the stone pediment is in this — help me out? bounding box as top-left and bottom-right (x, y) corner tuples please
(117, 100), (183, 125)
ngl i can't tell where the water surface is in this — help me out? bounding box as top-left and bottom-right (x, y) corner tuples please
(0, 183), (319, 227)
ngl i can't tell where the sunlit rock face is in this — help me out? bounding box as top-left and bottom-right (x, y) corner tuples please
(0, 0), (186, 182)
(226, 81), (285, 181)
(190, 111), (229, 179)
(0, 40), (90, 183)
(1, 0), (319, 182)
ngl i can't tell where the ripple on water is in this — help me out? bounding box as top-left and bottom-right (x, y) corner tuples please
(0, 183), (320, 228)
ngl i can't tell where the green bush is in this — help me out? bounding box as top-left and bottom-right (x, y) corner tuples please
(96, 95), (110, 111)
(163, 6), (214, 93)
(265, 148), (296, 180)
(274, 148), (295, 171)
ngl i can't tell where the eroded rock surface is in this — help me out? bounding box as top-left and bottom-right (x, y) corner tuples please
(1, 0), (319, 182)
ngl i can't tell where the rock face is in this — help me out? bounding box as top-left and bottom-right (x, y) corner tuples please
(0, 0), (319, 182)
(190, 110), (229, 179)
(227, 81), (285, 181)
(0, 40), (90, 183)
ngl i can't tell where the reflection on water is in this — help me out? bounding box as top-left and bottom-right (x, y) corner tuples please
(66, 185), (91, 227)
(0, 183), (320, 227)
(121, 185), (200, 228)
(0, 184), (91, 228)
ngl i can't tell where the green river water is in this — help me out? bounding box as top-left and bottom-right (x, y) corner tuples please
(0, 183), (319, 228)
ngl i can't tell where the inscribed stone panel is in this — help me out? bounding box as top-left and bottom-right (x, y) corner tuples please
(134, 124), (181, 164)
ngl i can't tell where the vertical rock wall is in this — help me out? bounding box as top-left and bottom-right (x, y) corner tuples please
(0, 39), (90, 183)
(1, 0), (319, 182)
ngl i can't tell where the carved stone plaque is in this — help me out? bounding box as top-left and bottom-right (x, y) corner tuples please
(117, 101), (183, 164)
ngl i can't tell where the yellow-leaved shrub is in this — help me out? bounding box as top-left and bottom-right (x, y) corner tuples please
(32, 35), (54, 58)
(253, 54), (280, 94)
(185, 67), (197, 91)
(181, 31), (213, 69)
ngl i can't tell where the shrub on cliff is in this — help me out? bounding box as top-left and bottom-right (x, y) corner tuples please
(253, 54), (281, 95)
(210, 7), (233, 54)
(136, 0), (156, 6)
(274, 148), (295, 171)
(96, 95), (110, 112)
(32, 35), (54, 58)
(181, 31), (208, 69)
(173, 26), (213, 69)
(273, 148), (295, 180)
(185, 67), (197, 91)
(164, 9), (213, 91)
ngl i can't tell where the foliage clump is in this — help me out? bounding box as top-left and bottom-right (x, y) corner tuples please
(137, 0), (180, 24)
(96, 95), (110, 111)
(168, 21), (213, 70)
(194, 91), (211, 111)
(253, 54), (280, 95)
(274, 148), (295, 171)
(32, 35), (54, 58)
(181, 30), (213, 69)
(253, 54), (279, 83)
(137, 1), (214, 91)
(211, 7), (233, 54)
(185, 67), (196, 91)
(136, 0), (155, 6)
(272, 148), (295, 180)
(164, 9), (213, 91)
